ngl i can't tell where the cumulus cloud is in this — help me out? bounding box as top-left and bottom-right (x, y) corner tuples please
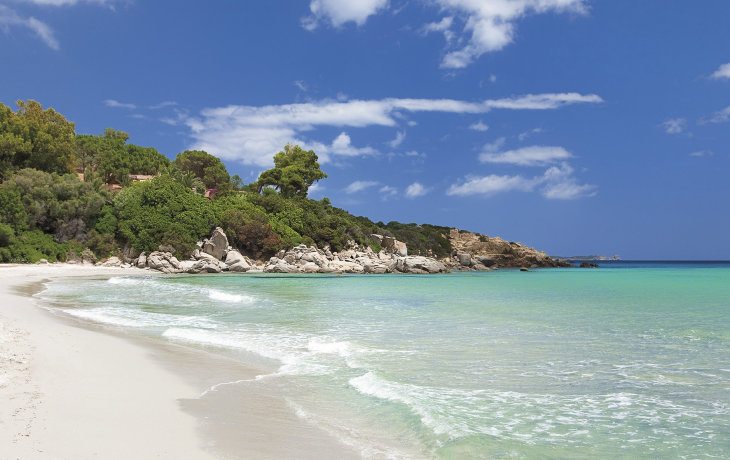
(345, 180), (379, 194)
(303, 0), (388, 30)
(479, 145), (573, 166)
(710, 63), (730, 80)
(433, 0), (588, 69)
(422, 16), (455, 43)
(447, 163), (595, 200)
(0, 5), (58, 49)
(302, 0), (586, 68)
(405, 182), (428, 198)
(184, 92), (601, 166)
(469, 120), (489, 132)
(661, 118), (686, 134)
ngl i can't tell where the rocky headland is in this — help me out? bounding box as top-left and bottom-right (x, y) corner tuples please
(94, 227), (569, 275)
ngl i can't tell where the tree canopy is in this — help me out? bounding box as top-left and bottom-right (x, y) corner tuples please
(0, 100), (76, 178)
(174, 150), (230, 192)
(256, 144), (326, 198)
(76, 128), (169, 184)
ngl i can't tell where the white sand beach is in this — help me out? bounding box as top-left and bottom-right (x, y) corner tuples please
(0, 264), (358, 459)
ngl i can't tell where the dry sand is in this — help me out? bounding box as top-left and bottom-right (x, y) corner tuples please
(0, 264), (358, 459)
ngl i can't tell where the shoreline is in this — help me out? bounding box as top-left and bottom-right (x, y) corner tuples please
(0, 264), (359, 459)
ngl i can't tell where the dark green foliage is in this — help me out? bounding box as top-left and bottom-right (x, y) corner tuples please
(0, 187), (28, 232)
(0, 223), (14, 247)
(0, 100), (76, 178)
(174, 150), (230, 192)
(1, 168), (107, 241)
(76, 129), (169, 185)
(84, 230), (118, 258)
(0, 230), (76, 263)
(380, 222), (452, 257)
(114, 176), (215, 257)
(0, 98), (458, 263)
(256, 144), (326, 198)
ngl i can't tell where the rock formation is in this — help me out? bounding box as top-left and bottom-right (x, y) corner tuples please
(445, 228), (569, 270)
(263, 242), (447, 274)
(129, 227), (565, 275)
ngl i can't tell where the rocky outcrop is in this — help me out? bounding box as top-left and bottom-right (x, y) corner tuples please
(446, 228), (569, 270)
(136, 226), (562, 276)
(262, 243), (446, 274)
(373, 234), (408, 257)
(202, 227), (229, 261)
(145, 251), (183, 274)
(135, 228), (259, 274)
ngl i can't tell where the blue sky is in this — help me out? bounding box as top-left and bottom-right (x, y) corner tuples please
(1, 0), (729, 259)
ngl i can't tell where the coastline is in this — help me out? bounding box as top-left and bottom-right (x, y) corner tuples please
(0, 264), (359, 459)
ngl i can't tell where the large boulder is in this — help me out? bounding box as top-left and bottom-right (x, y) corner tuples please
(224, 249), (252, 272)
(98, 256), (122, 267)
(264, 257), (300, 273)
(328, 260), (365, 274)
(184, 259), (223, 274)
(136, 252), (147, 269)
(146, 251), (183, 274)
(396, 256), (447, 274)
(381, 236), (408, 257)
(202, 227), (229, 261)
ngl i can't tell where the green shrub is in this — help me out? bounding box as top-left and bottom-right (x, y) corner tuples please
(114, 176), (214, 257)
(0, 223), (14, 247)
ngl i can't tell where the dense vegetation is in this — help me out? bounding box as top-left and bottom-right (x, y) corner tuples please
(0, 100), (454, 263)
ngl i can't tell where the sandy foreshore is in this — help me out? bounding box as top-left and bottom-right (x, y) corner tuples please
(0, 264), (359, 459)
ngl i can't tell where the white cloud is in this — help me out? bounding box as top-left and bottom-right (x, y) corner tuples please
(435, 0), (588, 69)
(324, 132), (378, 157)
(479, 145), (573, 166)
(405, 182), (428, 198)
(184, 93), (601, 166)
(469, 120), (489, 132)
(518, 127), (544, 141)
(710, 63), (730, 80)
(293, 80), (308, 91)
(0, 5), (58, 49)
(388, 130), (406, 148)
(448, 163), (595, 200)
(541, 163), (597, 199)
(482, 137), (506, 153)
(689, 150), (714, 158)
(704, 106), (730, 124)
(661, 118), (686, 134)
(301, 0), (586, 68)
(379, 185), (398, 199)
(303, 0), (388, 29)
(447, 174), (537, 196)
(18, 0), (114, 5)
(423, 16), (455, 43)
(345, 180), (379, 194)
(103, 99), (137, 109)
(149, 101), (177, 110)
(307, 182), (324, 196)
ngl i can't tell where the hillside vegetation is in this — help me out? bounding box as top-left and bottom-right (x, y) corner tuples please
(0, 100), (455, 263)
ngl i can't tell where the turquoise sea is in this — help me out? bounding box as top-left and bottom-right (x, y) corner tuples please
(39, 263), (730, 458)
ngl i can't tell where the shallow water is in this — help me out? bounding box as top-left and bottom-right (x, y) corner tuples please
(39, 264), (730, 458)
